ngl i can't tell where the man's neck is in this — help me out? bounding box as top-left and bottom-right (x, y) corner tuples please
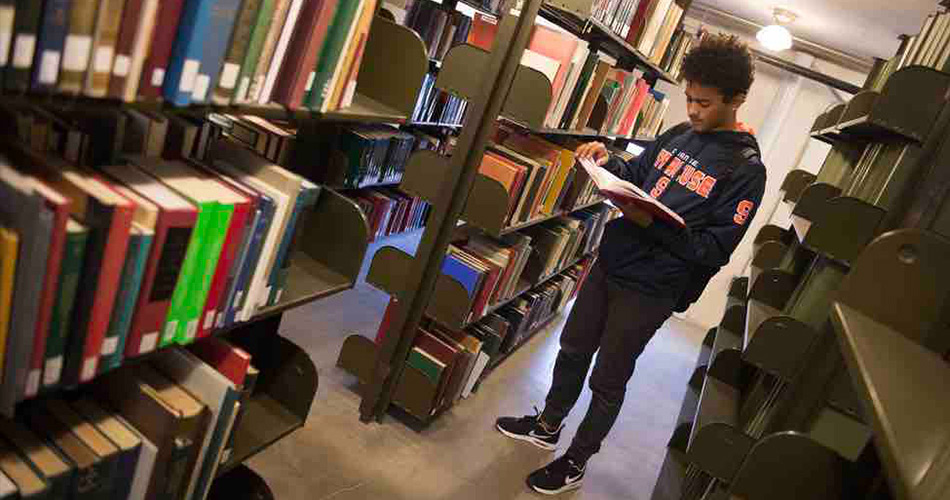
(710, 115), (739, 132)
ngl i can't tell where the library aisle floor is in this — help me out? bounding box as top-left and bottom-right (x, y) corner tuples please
(247, 230), (706, 499)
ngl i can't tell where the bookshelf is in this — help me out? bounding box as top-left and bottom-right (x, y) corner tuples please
(537, 2), (683, 84)
(0, 1), (450, 495)
(650, 7), (950, 498)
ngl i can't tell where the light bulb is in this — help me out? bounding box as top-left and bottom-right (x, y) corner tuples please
(757, 24), (793, 51)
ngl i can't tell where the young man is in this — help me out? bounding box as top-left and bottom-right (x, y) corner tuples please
(495, 34), (767, 495)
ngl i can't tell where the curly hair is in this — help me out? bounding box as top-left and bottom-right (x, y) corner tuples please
(681, 33), (755, 102)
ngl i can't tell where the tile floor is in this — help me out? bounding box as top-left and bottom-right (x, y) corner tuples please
(246, 230), (707, 499)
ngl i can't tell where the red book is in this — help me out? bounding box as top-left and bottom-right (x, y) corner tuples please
(137, 0), (187, 100)
(620, 78), (651, 136)
(375, 298), (398, 345)
(74, 174), (136, 383)
(469, 256), (501, 320)
(272, 0), (341, 107)
(100, 165), (199, 359)
(108, 0), (146, 100)
(189, 337), (251, 386)
(467, 13), (498, 51)
(194, 163), (262, 330)
(196, 179), (251, 338)
(25, 180), (70, 398)
(625, 0), (657, 46)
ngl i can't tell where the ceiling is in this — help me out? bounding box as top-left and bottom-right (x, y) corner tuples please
(694, 0), (939, 60)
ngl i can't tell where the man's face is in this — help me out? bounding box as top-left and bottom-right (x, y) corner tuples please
(685, 81), (737, 132)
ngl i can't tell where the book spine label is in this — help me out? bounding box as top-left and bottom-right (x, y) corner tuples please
(31, 0), (72, 91)
(84, 0), (125, 96)
(162, 0), (216, 106)
(136, 0), (186, 100)
(58, 0), (98, 94)
(232, 0), (275, 103)
(5, 0), (43, 91)
(212, 0), (262, 104)
(0, 5), (13, 68)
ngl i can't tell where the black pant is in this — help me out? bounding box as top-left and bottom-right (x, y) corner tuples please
(541, 261), (676, 462)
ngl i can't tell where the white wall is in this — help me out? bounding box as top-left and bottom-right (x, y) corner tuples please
(667, 19), (867, 328)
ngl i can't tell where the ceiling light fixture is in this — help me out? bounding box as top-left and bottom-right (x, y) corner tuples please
(757, 7), (797, 52)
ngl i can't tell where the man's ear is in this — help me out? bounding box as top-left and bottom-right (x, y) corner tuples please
(730, 93), (747, 109)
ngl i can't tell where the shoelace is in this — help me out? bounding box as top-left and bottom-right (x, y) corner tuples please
(527, 406), (562, 434)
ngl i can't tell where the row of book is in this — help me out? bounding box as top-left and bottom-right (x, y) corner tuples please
(468, 14), (675, 135)
(441, 205), (610, 325)
(0, 133), (320, 410)
(868, 10), (950, 91)
(0, 0), (382, 111)
(379, 256), (596, 416)
(0, 335), (261, 500)
(591, 0), (687, 65)
(412, 72), (469, 126)
(401, 0), (474, 61)
(479, 126), (604, 229)
(350, 188), (431, 242)
(659, 29), (692, 80)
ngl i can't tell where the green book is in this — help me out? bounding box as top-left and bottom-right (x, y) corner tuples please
(161, 201), (217, 349)
(407, 348), (444, 385)
(100, 225), (153, 374)
(233, 0), (276, 103)
(176, 204), (233, 344)
(303, 0), (365, 110)
(41, 219), (88, 393)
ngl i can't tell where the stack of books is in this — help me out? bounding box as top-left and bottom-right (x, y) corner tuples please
(350, 188), (431, 242)
(477, 129), (605, 229)
(0, 128), (319, 406)
(1, 0), (385, 112)
(660, 29), (693, 79)
(468, 14), (676, 135)
(402, 0), (474, 61)
(375, 253), (593, 416)
(304, 125), (419, 189)
(412, 73), (469, 126)
(590, 0), (687, 65)
(0, 336), (257, 500)
(869, 10), (950, 90)
(521, 206), (610, 282)
(441, 232), (534, 324)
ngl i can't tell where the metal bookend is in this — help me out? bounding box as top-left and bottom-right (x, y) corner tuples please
(834, 229), (950, 349)
(780, 170), (817, 203)
(838, 66), (950, 143)
(728, 432), (848, 500)
(438, 41), (554, 129)
(338, 335), (379, 384)
(796, 197), (886, 265)
(464, 174), (515, 236)
(355, 18), (429, 116)
(399, 150), (450, 202)
(744, 316), (820, 381)
(836, 90), (879, 129)
(301, 188), (371, 285)
(685, 375), (754, 482)
(789, 182), (841, 241)
(221, 331), (317, 473)
(746, 270), (801, 348)
(366, 247), (475, 329)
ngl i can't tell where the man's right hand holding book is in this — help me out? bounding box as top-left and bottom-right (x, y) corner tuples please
(576, 141), (656, 228)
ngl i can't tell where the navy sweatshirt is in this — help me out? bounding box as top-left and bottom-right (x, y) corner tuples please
(598, 125), (767, 299)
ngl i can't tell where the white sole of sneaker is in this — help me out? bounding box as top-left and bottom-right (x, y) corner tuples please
(528, 479), (583, 495)
(495, 423), (558, 451)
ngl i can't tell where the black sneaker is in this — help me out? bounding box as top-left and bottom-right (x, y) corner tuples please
(526, 455), (586, 495)
(495, 408), (561, 451)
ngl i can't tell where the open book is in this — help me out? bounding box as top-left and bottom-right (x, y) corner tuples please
(577, 157), (686, 228)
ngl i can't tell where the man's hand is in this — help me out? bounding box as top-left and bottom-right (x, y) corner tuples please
(618, 203), (653, 227)
(575, 141), (610, 166)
